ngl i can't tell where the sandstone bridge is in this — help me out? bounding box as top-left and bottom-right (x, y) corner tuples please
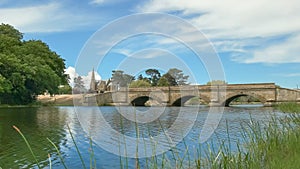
(83, 83), (300, 107)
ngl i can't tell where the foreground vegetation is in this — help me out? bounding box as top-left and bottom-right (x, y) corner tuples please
(276, 102), (300, 113)
(0, 24), (69, 105)
(12, 103), (300, 168)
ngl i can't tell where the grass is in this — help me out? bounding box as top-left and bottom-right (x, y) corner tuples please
(208, 114), (300, 169)
(12, 104), (300, 169)
(276, 102), (300, 113)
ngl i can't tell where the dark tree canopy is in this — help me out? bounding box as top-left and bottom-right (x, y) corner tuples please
(0, 23), (68, 104)
(162, 68), (189, 86)
(145, 69), (161, 86)
(111, 70), (134, 87)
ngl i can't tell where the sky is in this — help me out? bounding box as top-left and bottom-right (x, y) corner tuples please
(0, 0), (299, 88)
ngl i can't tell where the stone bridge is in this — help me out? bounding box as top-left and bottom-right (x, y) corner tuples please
(84, 83), (300, 106)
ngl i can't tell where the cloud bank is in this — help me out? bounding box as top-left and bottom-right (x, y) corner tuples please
(64, 66), (101, 89)
(137, 0), (300, 64)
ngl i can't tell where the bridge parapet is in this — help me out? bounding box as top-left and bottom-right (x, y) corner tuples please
(87, 83), (300, 106)
(276, 88), (300, 103)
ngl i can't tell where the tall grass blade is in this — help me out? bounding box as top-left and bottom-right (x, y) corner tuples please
(12, 125), (41, 169)
(47, 138), (68, 169)
(66, 124), (87, 169)
(48, 154), (52, 169)
(89, 135), (97, 169)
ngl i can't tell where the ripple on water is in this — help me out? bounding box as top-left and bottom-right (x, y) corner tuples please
(0, 106), (286, 168)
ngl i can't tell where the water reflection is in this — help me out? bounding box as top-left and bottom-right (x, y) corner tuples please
(0, 107), (69, 168)
(0, 106), (283, 168)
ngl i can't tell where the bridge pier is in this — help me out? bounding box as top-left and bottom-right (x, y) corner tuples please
(263, 101), (275, 107)
(208, 100), (223, 107)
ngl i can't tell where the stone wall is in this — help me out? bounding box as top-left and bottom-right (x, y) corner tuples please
(89, 83), (300, 106)
(277, 88), (300, 102)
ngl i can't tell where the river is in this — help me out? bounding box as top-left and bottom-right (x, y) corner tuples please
(0, 106), (285, 168)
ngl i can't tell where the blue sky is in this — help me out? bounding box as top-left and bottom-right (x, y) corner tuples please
(1, 0), (299, 88)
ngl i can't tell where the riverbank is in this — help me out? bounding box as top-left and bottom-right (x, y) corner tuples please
(37, 94), (80, 106)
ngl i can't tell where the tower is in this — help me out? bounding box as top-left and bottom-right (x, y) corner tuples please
(89, 68), (96, 93)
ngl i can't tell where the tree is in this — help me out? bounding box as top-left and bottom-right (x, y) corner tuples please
(58, 85), (72, 94)
(145, 69), (161, 86)
(73, 76), (85, 94)
(111, 70), (134, 88)
(0, 75), (11, 93)
(157, 77), (169, 86)
(0, 24), (23, 40)
(206, 80), (227, 85)
(162, 68), (189, 86)
(137, 74), (150, 83)
(137, 74), (144, 80)
(0, 24), (68, 104)
(161, 73), (176, 86)
(129, 80), (151, 88)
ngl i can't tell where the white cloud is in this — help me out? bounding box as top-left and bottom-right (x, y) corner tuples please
(137, 0), (300, 64)
(138, 0), (300, 37)
(64, 66), (101, 89)
(113, 47), (175, 59)
(0, 2), (98, 33)
(65, 66), (78, 87)
(245, 34), (300, 63)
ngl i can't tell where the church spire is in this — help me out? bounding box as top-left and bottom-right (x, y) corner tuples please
(89, 67), (96, 92)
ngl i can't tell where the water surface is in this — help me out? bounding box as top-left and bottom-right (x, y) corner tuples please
(0, 106), (283, 168)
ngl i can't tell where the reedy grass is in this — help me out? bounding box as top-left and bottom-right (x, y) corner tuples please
(276, 102), (300, 113)
(66, 124), (87, 169)
(12, 125), (42, 169)
(48, 154), (52, 169)
(47, 137), (68, 169)
(89, 135), (97, 169)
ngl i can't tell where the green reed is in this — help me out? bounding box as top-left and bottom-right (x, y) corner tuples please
(276, 102), (300, 113)
(12, 125), (41, 169)
(47, 137), (68, 169)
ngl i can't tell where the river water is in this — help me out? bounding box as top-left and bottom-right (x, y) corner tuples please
(0, 106), (284, 168)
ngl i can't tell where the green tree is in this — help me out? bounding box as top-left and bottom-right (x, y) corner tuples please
(111, 70), (134, 87)
(129, 79), (151, 88)
(145, 69), (161, 86)
(0, 24), (68, 104)
(137, 74), (150, 83)
(162, 68), (189, 86)
(58, 85), (72, 94)
(137, 74), (144, 80)
(157, 77), (169, 86)
(0, 74), (12, 93)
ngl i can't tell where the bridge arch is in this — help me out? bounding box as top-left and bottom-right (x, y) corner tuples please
(172, 95), (210, 106)
(222, 93), (267, 107)
(130, 95), (163, 106)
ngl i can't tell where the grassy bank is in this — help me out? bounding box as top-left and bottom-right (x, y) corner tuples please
(211, 102), (300, 169)
(208, 114), (300, 169)
(276, 102), (300, 113)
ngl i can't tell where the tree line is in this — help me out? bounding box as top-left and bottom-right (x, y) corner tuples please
(111, 68), (189, 88)
(72, 68), (228, 93)
(0, 24), (69, 104)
